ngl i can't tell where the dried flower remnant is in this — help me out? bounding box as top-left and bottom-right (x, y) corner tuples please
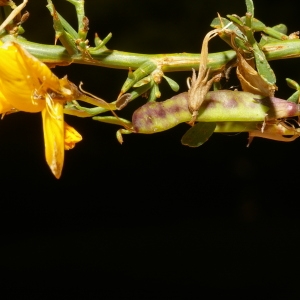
(0, 0), (27, 32)
(188, 29), (223, 125)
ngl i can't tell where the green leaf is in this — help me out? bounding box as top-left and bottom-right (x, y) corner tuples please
(245, 0), (254, 16)
(127, 82), (153, 102)
(133, 76), (152, 87)
(211, 17), (249, 51)
(120, 61), (157, 94)
(181, 122), (216, 147)
(241, 16), (265, 31)
(56, 11), (78, 39)
(148, 84), (160, 102)
(252, 42), (276, 85)
(227, 14), (244, 27)
(286, 78), (300, 90)
(272, 24), (288, 35)
(211, 17), (244, 37)
(90, 33), (112, 53)
(286, 91), (299, 103)
(93, 116), (132, 127)
(163, 75), (180, 92)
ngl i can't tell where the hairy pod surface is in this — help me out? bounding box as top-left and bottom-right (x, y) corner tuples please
(132, 90), (300, 134)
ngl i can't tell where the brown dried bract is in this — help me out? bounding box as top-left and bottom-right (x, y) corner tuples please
(188, 29), (223, 125)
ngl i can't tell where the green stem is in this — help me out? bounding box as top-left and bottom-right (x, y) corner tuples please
(2, 35), (300, 72)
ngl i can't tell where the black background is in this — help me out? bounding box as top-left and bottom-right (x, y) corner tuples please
(1, 0), (300, 296)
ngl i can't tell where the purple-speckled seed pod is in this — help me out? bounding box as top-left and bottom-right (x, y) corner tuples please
(132, 90), (300, 134)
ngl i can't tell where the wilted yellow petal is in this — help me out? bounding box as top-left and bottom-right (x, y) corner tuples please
(64, 122), (82, 150)
(42, 97), (64, 179)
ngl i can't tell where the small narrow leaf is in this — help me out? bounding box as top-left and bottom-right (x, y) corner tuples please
(163, 75), (180, 92)
(287, 91), (299, 103)
(272, 24), (288, 35)
(245, 0), (254, 16)
(241, 16), (265, 31)
(148, 85), (157, 102)
(286, 78), (300, 90)
(133, 76), (151, 87)
(227, 14), (244, 27)
(252, 43), (276, 85)
(121, 61), (157, 94)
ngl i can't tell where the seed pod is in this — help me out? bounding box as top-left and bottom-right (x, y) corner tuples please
(132, 90), (300, 134)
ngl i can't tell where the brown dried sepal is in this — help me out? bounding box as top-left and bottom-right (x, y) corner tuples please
(236, 51), (277, 97)
(248, 121), (299, 146)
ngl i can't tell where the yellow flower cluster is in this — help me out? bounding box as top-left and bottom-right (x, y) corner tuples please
(0, 40), (82, 178)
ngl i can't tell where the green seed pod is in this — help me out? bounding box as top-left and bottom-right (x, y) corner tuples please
(132, 90), (299, 134)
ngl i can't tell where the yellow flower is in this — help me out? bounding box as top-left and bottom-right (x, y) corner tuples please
(0, 40), (82, 178)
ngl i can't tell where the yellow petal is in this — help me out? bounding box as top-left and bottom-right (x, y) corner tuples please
(0, 41), (62, 112)
(0, 89), (15, 114)
(64, 122), (82, 150)
(42, 97), (64, 179)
